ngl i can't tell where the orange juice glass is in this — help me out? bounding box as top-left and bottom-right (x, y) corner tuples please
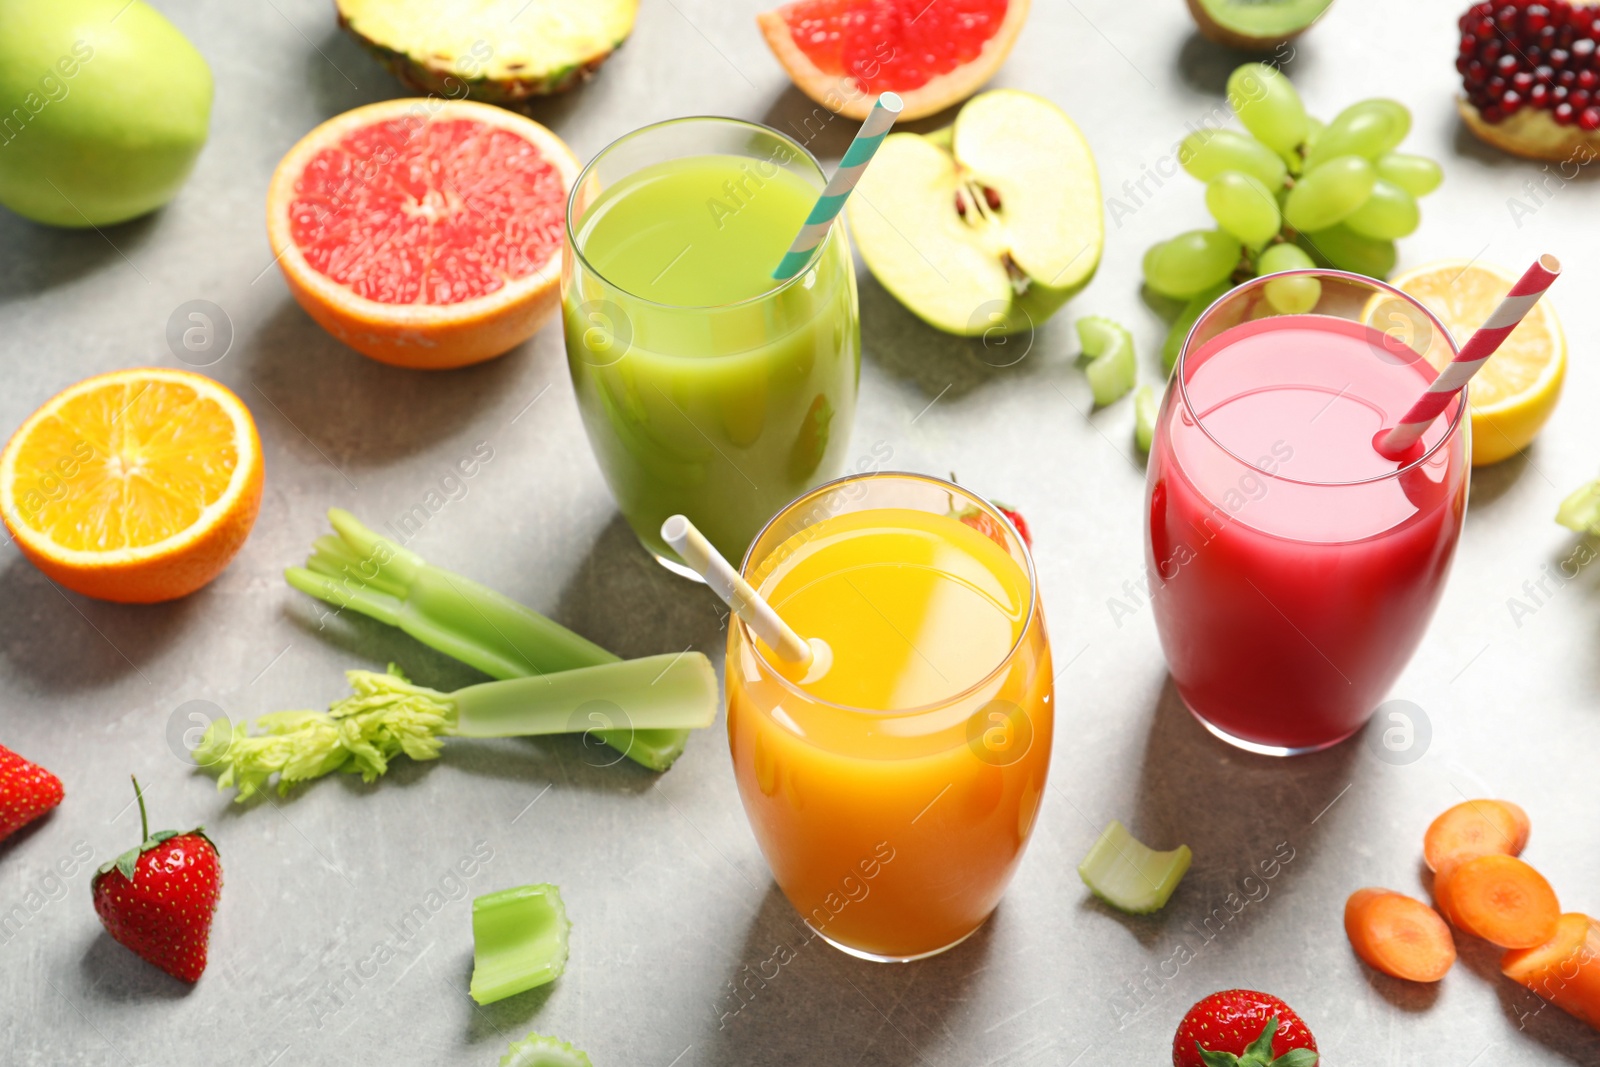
(727, 472), (1054, 961)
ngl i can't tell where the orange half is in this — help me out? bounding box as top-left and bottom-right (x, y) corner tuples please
(0, 368), (264, 603)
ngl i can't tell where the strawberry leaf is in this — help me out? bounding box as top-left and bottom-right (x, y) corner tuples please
(114, 847), (141, 882)
(1198, 1046), (1243, 1067)
(1269, 1051), (1318, 1067)
(144, 830), (180, 848)
(1241, 1017), (1280, 1063)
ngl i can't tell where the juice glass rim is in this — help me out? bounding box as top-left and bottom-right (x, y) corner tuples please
(564, 114), (835, 313)
(735, 470), (1041, 722)
(1175, 268), (1468, 489)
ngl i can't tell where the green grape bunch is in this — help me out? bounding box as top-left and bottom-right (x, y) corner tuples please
(1146, 63), (1443, 363)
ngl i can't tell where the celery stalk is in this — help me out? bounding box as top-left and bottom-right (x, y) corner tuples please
(197, 655), (715, 801)
(1556, 478), (1600, 534)
(471, 884), (570, 1005)
(1134, 384), (1158, 453)
(1078, 819), (1192, 914)
(285, 509), (691, 771)
(1078, 316), (1137, 407)
(500, 1033), (592, 1067)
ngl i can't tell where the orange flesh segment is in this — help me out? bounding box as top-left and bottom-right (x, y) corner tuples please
(1502, 913), (1600, 1030)
(1436, 854), (1560, 950)
(9, 378), (239, 552)
(1345, 888), (1456, 982)
(1424, 799), (1529, 873)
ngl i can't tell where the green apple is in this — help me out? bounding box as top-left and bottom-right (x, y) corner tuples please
(0, 0), (212, 227)
(846, 89), (1103, 337)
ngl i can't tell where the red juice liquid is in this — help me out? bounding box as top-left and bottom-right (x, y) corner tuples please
(1145, 314), (1469, 752)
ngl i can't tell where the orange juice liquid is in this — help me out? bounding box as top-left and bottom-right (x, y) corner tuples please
(727, 507), (1053, 960)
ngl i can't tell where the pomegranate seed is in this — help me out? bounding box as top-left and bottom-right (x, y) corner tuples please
(1496, 4), (1518, 22)
(1503, 89), (1526, 112)
(1554, 100), (1577, 124)
(1524, 5), (1550, 33)
(1480, 39), (1504, 63)
(1571, 88), (1591, 109)
(1553, 84), (1571, 102)
(1552, 47), (1572, 68)
(1513, 71), (1536, 90)
(1580, 69), (1598, 89)
(1497, 53), (1522, 74)
(1488, 75), (1510, 96)
(1483, 103), (1507, 122)
(1574, 39), (1597, 64)
(1476, 17), (1497, 38)
(1531, 82), (1552, 106)
(1559, 68), (1578, 87)
(1580, 106), (1600, 130)
(1537, 63), (1555, 79)
(1461, 33), (1480, 56)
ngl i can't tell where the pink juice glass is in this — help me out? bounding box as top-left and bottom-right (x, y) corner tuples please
(1145, 270), (1470, 755)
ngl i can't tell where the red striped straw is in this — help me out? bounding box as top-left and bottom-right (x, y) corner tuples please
(1375, 254), (1561, 459)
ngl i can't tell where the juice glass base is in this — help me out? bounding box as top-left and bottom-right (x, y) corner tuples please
(807, 915), (985, 963)
(1184, 695), (1363, 758)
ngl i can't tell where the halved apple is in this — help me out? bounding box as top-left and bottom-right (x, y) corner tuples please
(846, 89), (1102, 337)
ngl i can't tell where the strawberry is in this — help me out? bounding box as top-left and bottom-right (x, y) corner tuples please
(0, 743), (64, 843)
(91, 777), (221, 983)
(1173, 989), (1318, 1067)
(992, 501), (1032, 548)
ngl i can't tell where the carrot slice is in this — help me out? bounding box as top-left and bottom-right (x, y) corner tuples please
(1435, 854), (1560, 949)
(1424, 799), (1530, 872)
(1345, 888), (1456, 982)
(1502, 913), (1600, 1030)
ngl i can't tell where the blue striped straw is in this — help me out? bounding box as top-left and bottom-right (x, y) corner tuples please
(772, 92), (904, 280)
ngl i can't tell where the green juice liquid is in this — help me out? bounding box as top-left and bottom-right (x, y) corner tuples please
(564, 152), (861, 567)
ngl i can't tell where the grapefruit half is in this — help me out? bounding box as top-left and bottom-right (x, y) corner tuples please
(266, 99), (578, 370)
(757, 0), (1030, 122)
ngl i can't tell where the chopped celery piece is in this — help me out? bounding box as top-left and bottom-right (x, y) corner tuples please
(501, 1032), (593, 1067)
(472, 884), (570, 1005)
(1134, 385), (1158, 453)
(198, 654), (716, 801)
(1556, 478), (1600, 534)
(1078, 316), (1137, 407)
(1078, 819), (1192, 914)
(286, 509), (691, 771)
(1163, 283), (1230, 372)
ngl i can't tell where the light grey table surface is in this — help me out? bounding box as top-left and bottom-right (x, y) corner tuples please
(3, 0), (1599, 1064)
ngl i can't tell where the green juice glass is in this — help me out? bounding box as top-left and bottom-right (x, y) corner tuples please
(562, 117), (861, 578)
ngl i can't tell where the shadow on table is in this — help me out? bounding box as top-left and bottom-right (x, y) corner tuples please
(0, 560), (197, 695)
(1448, 933), (1600, 1064)
(304, 24), (397, 118)
(552, 514), (728, 661)
(77, 930), (195, 1002)
(239, 298), (532, 467)
(1174, 30), (1309, 98)
(1468, 450), (1531, 510)
(703, 882), (998, 1066)
(859, 272), (1066, 403)
(1133, 677), (1358, 901)
(0, 211), (160, 304)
